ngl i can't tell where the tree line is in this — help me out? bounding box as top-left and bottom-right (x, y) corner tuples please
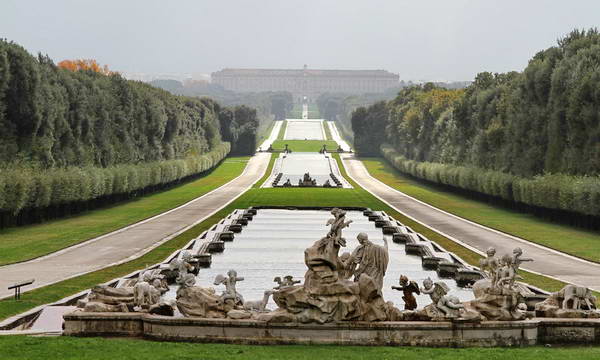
(351, 29), (600, 224)
(0, 40), (258, 227)
(149, 79), (293, 138)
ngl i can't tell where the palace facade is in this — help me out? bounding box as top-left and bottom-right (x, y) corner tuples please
(211, 65), (399, 99)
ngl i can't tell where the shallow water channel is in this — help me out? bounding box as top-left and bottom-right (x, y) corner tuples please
(163, 209), (474, 310)
(264, 152), (350, 188)
(284, 119), (324, 140)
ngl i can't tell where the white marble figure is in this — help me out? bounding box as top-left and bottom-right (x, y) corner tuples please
(214, 269), (245, 305)
(243, 290), (274, 312)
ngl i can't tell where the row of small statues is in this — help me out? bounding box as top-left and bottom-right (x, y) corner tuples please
(280, 177), (334, 188)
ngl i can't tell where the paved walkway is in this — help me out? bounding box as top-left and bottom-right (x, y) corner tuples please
(327, 121), (351, 151)
(342, 154), (600, 291)
(0, 153), (271, 299)
(257, 120), (283, 151)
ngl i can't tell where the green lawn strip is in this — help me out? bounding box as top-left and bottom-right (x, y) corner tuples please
(271, 140), (339, 152)
(323, 120), (333, 140)
(2, 336), (600, 360)
(277, 120), (287, 139)
(252, 153), (278, 188)
(361, 157), (600, 263)
(0, 157), (249, 266)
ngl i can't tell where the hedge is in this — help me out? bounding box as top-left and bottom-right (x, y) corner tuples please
(0, 142), (230, 215)
(381, 144), (600, 217)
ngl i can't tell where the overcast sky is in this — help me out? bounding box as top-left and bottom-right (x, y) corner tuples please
(2, 0), (599, 81)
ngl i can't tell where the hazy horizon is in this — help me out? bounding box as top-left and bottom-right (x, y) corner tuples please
(2, 0), (599, 81)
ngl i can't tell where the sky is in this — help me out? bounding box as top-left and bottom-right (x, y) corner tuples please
(2, 0), (599, 81)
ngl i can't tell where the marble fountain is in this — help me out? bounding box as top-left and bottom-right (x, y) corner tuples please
(4, 207), (600, 346)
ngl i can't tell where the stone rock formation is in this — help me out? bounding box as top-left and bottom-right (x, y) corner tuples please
(273, 276), (301, 290)
(176, 285), (230, 318)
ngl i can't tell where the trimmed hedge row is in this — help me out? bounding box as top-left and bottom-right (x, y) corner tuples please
(381, 144), (600, 217)
(0, 143), (230, 215)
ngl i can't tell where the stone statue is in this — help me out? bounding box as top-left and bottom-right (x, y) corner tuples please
(169, 251), (195, 285)
(479, 247), (500, 287)
(243, 290), (274, 312)
(437, 295), (464, 318)
(261, 209), (399, 323)
(464, 249), (535, 321)
(80, 274), (174, 315)
(273, 276), (301, 290)
(133, 276), (161, 310)
(79, 285), (134, 313)
(282, 178), (292, 187)
(214, 269), (245, 306)
(338, 252), (356, 280)
(298, 173), (317, 187)
(176, 270), (248, 319)
(326, 208), (352, 247)
(535, 284), (599, 318)
(557, 285), (597, 310)
(419, 278), (471, 320)
(352, 232), (389, 291)
(391, 275), (420, 310)
(511, 247), (533, 272)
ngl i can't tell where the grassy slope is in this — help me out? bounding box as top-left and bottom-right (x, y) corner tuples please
(361, 157), (600, 263)
(0, 157), (249, 266)
(271, 140), (339, 152)
(2, 336), (600, 360)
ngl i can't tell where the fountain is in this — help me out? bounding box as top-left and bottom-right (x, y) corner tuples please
(47, 207), (600, 345)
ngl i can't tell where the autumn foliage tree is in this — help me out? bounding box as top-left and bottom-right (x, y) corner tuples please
(57, 59), (112, 75)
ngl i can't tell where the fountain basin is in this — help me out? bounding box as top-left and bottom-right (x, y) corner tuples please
(63, 312), (600, 346)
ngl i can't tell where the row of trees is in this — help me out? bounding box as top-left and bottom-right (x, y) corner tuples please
(315, 81), (470, 143)
(0, 143), (230, 227)
(0, 40), (258, 227)
(352, 29), (600, 221)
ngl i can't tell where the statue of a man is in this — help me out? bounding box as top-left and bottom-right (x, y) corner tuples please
(351, 232), (389, 290)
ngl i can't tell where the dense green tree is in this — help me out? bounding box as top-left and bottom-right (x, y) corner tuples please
(351, 29), (600, 219)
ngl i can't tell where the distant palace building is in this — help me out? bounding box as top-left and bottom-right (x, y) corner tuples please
(211, 65), (399, 99)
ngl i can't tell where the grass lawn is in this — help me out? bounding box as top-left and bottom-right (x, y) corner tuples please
(2, 336), (600, 360)
(0, 157), (249, 266)
(323, 120), (332, 140)
(278, 119), (287, 139)
(252, 153), (279, 188)
(271, 140), (339, 152)
(361, 158), (600, 263)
